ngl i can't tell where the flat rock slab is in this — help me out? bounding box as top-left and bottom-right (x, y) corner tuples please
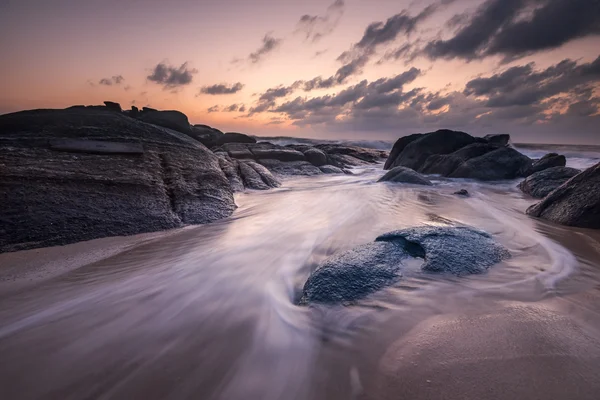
(302, 226), (510, 305)
(50, 139), (144, 155)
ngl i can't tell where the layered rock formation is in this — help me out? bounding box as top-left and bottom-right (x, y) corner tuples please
(518, 167), (581, 198)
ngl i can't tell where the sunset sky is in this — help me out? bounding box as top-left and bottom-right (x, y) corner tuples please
(1, 0), (599, 143)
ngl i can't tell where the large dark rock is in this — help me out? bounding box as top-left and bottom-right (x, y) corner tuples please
(384, 133), (423, 170)
(527, 162), (600, 229)
(103, 101), (122, 113)
(449, 147), (532, 181)
(304, 147), (328, 166)
(301, 226), (510, 304)
(0, 108), (236, 253)
(386, 129), (480, 171)
(518, 167), (581, 199)
(378, 166), (433, 185)
(138, 109), (192, 134)
(216, 132), (257, 146)
(315, 144), (388, 164)
(216, 153), (245, 192)
(528, 153), (567, 175)
(420, 143), (500, 175)
(188, 124), (224, 148)
(484, 134), (510, 146)
(258, 159), (322, 176)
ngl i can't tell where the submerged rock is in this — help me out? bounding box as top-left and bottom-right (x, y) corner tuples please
(302, 226), (510, 304)
(0, 108), (235, 253)
(378, 166), (433, 185)
(527, 162), (600, 229)
(518, 167), (581, 199)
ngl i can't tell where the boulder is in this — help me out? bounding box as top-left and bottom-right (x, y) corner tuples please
(378, 166), (433, 185)
(315, 144), (388, 164)
(216, 132), (256, 146)
(484, 134), (510, 146)
(384, 133), (423, 170)
(518, 167), (581, 199)
(249, 143), (306, 162)
(258, 159), (323, 176)
(528, 153), (567, 175)
(304, 148), (328, 166)
(0, 108), (236, 253)
(301, 226), (510, 304)
(526, 162), (600, 229)
(138, 109), (192, 134)
(319, 165), (345, 174)
(188, 124), (224, 148)
(453, 189), (470, 197)
(419, 143), (500, 175)
(238, 161), (280, 190)
(449, 147), (532, 181)
(103, 101), (122, 113)
(216, 153), (245, 192)
(386, 129), (480, 171)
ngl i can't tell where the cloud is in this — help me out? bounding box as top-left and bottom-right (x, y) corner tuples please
(207, 105), (220, 113)
(98, 75), (124, 86)
(313, 49), (329, 58)
(200, 82), (244, 95)
(147, 62), (197, 89)
(296, 0), (345, 42)
(425, 0), (600, 61)
(247, 34), (283, 64)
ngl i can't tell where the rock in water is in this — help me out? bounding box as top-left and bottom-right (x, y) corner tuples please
(518, 167), (581, 199)
(376, 226), (511, 275)
(449, 147), (532, 181)
(238, 161), (281, 190)
(527, 162), (600, 229)
(0, 108), (236, 253)
(453, 189), (470, 197)
(302, 226), (510, 304)
(319, 165), (345, 174)
(384, 133), (423, 170)
(303, 147), (328, 167)
(528, 153), (567, 175)
(378, 167), (433, 185)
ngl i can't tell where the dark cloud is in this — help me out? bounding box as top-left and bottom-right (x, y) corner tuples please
(313, 49), (329, 58)
(200, 82), (244, 95)
(98, 75), (124, 86)
(296, 0), (345, 42)
(425, 0), (600, 61)
(248, 34), (283, 64)
(207, 105), (220, 113)
(147, 62), (197, 89)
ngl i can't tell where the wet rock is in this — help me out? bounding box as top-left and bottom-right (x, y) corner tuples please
(103, 101), (122, 112)
(527, 162), (600, 229)
(249, 143), (306, 162)
(528, 153), (567, 175)
(378, 167), (433, 185)
(189, 124), (224, 148)
(138, 109), (192, 134)
(453, 189), (470, 197)
(386, 129), (480, 171)
(484, 134), (510, 146)
(0, 108), (236, 253)
(376, 226), (510, 275)
(216, 132), (256, 146)
(301, 226), (510, 304)
(238, 161), (280, 190)
(304, 147), (328, 166)
(258, 159), (322, 176)
(518, 167), (581, 199)
(315, 144), (388, 164)
(216, 153), (245, 192)
(420, 143), (500, 175)
(449, 147), (532, 181)
(384, 133), (423, 170)
(319, 165), (345, 174)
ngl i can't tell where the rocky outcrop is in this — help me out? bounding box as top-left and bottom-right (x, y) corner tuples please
(316, 143), (388, 164)
(484, 134), (510, 146)
(189, 124), (224, 148)
(303, 148), (328, 166)
(103, 101), (122, 113)
(216, 132), (256, 146)
(449, 147), (532, 181)
(0, 108), (236, 253)
(238, 161), (281, 190)
(526, 162), (600, 229)
(258, 159), (322, 176)
(378, 167), (433, 185)
(138, 109), (192, 134)
(384, 133), (423, 170)
(319, 165), (345, 174)
(301, 226), (510, 304)
(518, 167), (581, 198)
(420, 143), (501, 175)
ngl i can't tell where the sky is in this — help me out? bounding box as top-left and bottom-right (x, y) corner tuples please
(1, 0), (599, 144)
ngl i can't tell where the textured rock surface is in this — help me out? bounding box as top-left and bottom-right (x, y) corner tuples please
(453, 189), (470, 197)
(319, 165), (345, 174)
(0, 108), (236, 253)
(420, 143), (501, 175)
(484, 134), (510, 146)
(258, 159), (323, 176)
(518, 167), (581, 198)
(303, 147), (328, 166)
(216, 132), (256, 146)
(384, 133), (423, 170)
(376, 226), (511, 275)
(527, 162), (600, 229)
(302, 226), (510, 304)
(238, 161), (281, 190)
(528, 153), (567, 175)
(378, 166), (433, 185)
